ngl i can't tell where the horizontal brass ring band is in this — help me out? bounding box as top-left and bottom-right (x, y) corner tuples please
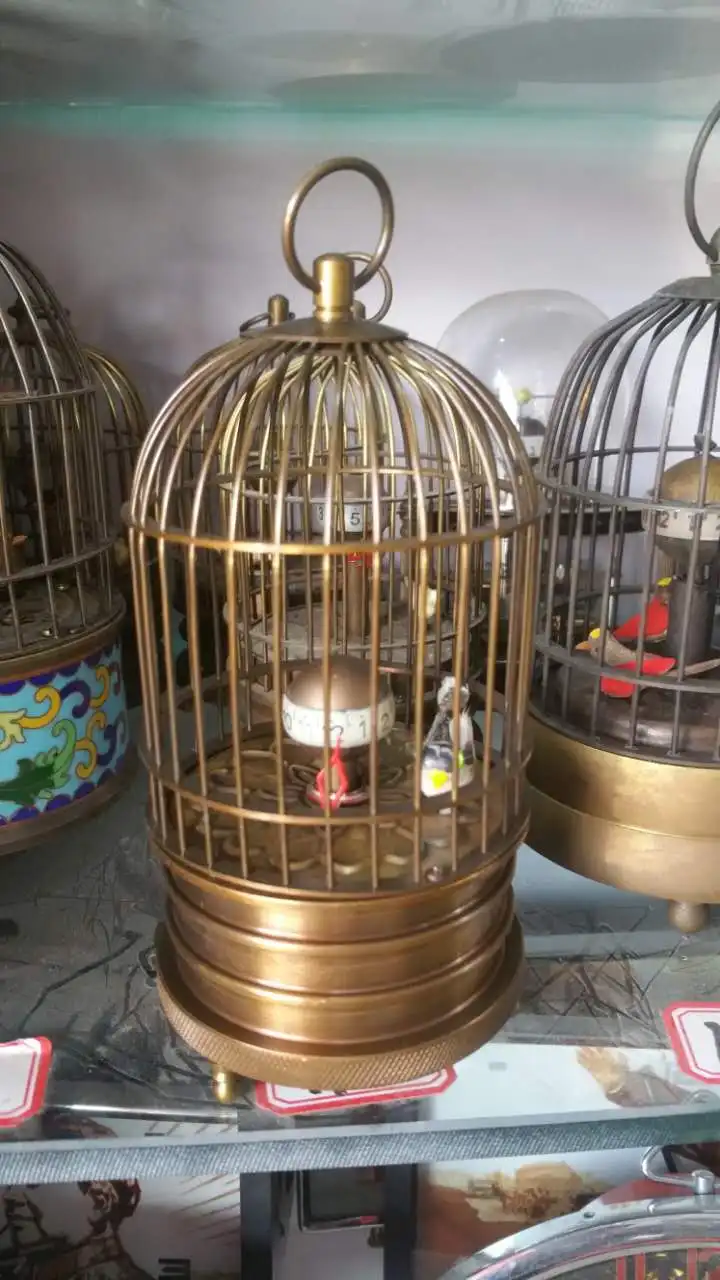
(529, 781), (720, 902)
(166, 906), (512, 1045)
(156, 919), (525, 1091)
(528, 716), (720, 839)
(166, 876), (514, 995)
(158, 841), (519, 941)
(0, 606), (126, 680)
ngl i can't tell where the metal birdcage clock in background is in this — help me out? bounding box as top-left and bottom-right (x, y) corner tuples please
(128, 157), (542, 1095)
(529, 99), (720, 933)
(0, 247), (131, 852)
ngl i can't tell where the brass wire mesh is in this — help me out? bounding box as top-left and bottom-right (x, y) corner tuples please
(0, 247), (120, 667)
(83, 344), (148, 520)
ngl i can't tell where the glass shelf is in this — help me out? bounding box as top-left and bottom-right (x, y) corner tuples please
(2, 764), (720, 1183)
(1, 2), (720, 121)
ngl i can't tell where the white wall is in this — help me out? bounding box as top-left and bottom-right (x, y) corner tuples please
(0, 117), (713, 416)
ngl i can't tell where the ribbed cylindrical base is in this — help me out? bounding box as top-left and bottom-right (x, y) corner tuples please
(156, 916), (524, 1090)
(154, 842), (525, 1089)
(528, 715), (720, 913)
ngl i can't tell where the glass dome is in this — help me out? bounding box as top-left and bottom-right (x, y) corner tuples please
(439, 290), (609, 463)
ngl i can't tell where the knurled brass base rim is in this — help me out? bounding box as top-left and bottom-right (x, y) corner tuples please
(155, 918), (525, 1091)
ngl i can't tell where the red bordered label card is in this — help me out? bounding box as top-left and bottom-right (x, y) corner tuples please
(256, 1068), (456, 1115)
(663, 1002), (720, 1083)
(0, 1037), (52, 1126)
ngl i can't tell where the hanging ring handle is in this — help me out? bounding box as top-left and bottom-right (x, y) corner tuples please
(685, 99), (720, 263)
(348, 251), (393, 322)
(282, 157), (395, 293)
(239, 296), (295, 333)
(238, 311), (270, 333)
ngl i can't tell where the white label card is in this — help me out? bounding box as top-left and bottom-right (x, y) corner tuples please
(663, 1002), (720, 1082)
(255, 1068), (456, 1115)
(0, 1037), (52, 1125)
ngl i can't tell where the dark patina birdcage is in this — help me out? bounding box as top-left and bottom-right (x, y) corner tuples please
(84, 344), (147, 534)
(0, 300), (149, 709)
(1, 301), (148, 528)
(529, 100), (720, 933)
(0, 248), (131, 851)
(128, 158), (541, 1094)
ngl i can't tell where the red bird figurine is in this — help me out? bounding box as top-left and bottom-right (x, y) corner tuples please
(314, 739), (350, 811)
(576, 628), (676, 698)
(612, 576), (671, 643)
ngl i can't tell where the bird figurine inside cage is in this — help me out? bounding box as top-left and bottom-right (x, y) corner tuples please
(529, 98), (720, 933)
(128, 157), (541, 1094)
(0, 249), (131, 851)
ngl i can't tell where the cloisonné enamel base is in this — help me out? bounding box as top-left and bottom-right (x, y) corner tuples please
(0, 632), (132, 852)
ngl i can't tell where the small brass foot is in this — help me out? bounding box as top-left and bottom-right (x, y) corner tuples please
(668, 900), (710, 934)
(212, 1066), (237, 1105)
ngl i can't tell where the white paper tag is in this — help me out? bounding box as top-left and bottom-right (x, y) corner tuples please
(663, 1002), (720, 1082)
(0, 1037), (52, 1125)
(255, 1068), (456, 1115)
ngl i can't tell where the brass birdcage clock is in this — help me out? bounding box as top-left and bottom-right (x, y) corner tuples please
(128, 157), (541, 1093)
(0, 248), (131, 851)
(529, 99), (720, 933)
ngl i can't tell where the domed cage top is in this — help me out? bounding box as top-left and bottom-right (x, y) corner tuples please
(0, 300), (148, 530)
(180, 256), (387, 496)
(127, 159), (541, 1089)
(0, 247), (121, 669)
(180, 294), (296, 492)
(533, 105), (720, 769)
